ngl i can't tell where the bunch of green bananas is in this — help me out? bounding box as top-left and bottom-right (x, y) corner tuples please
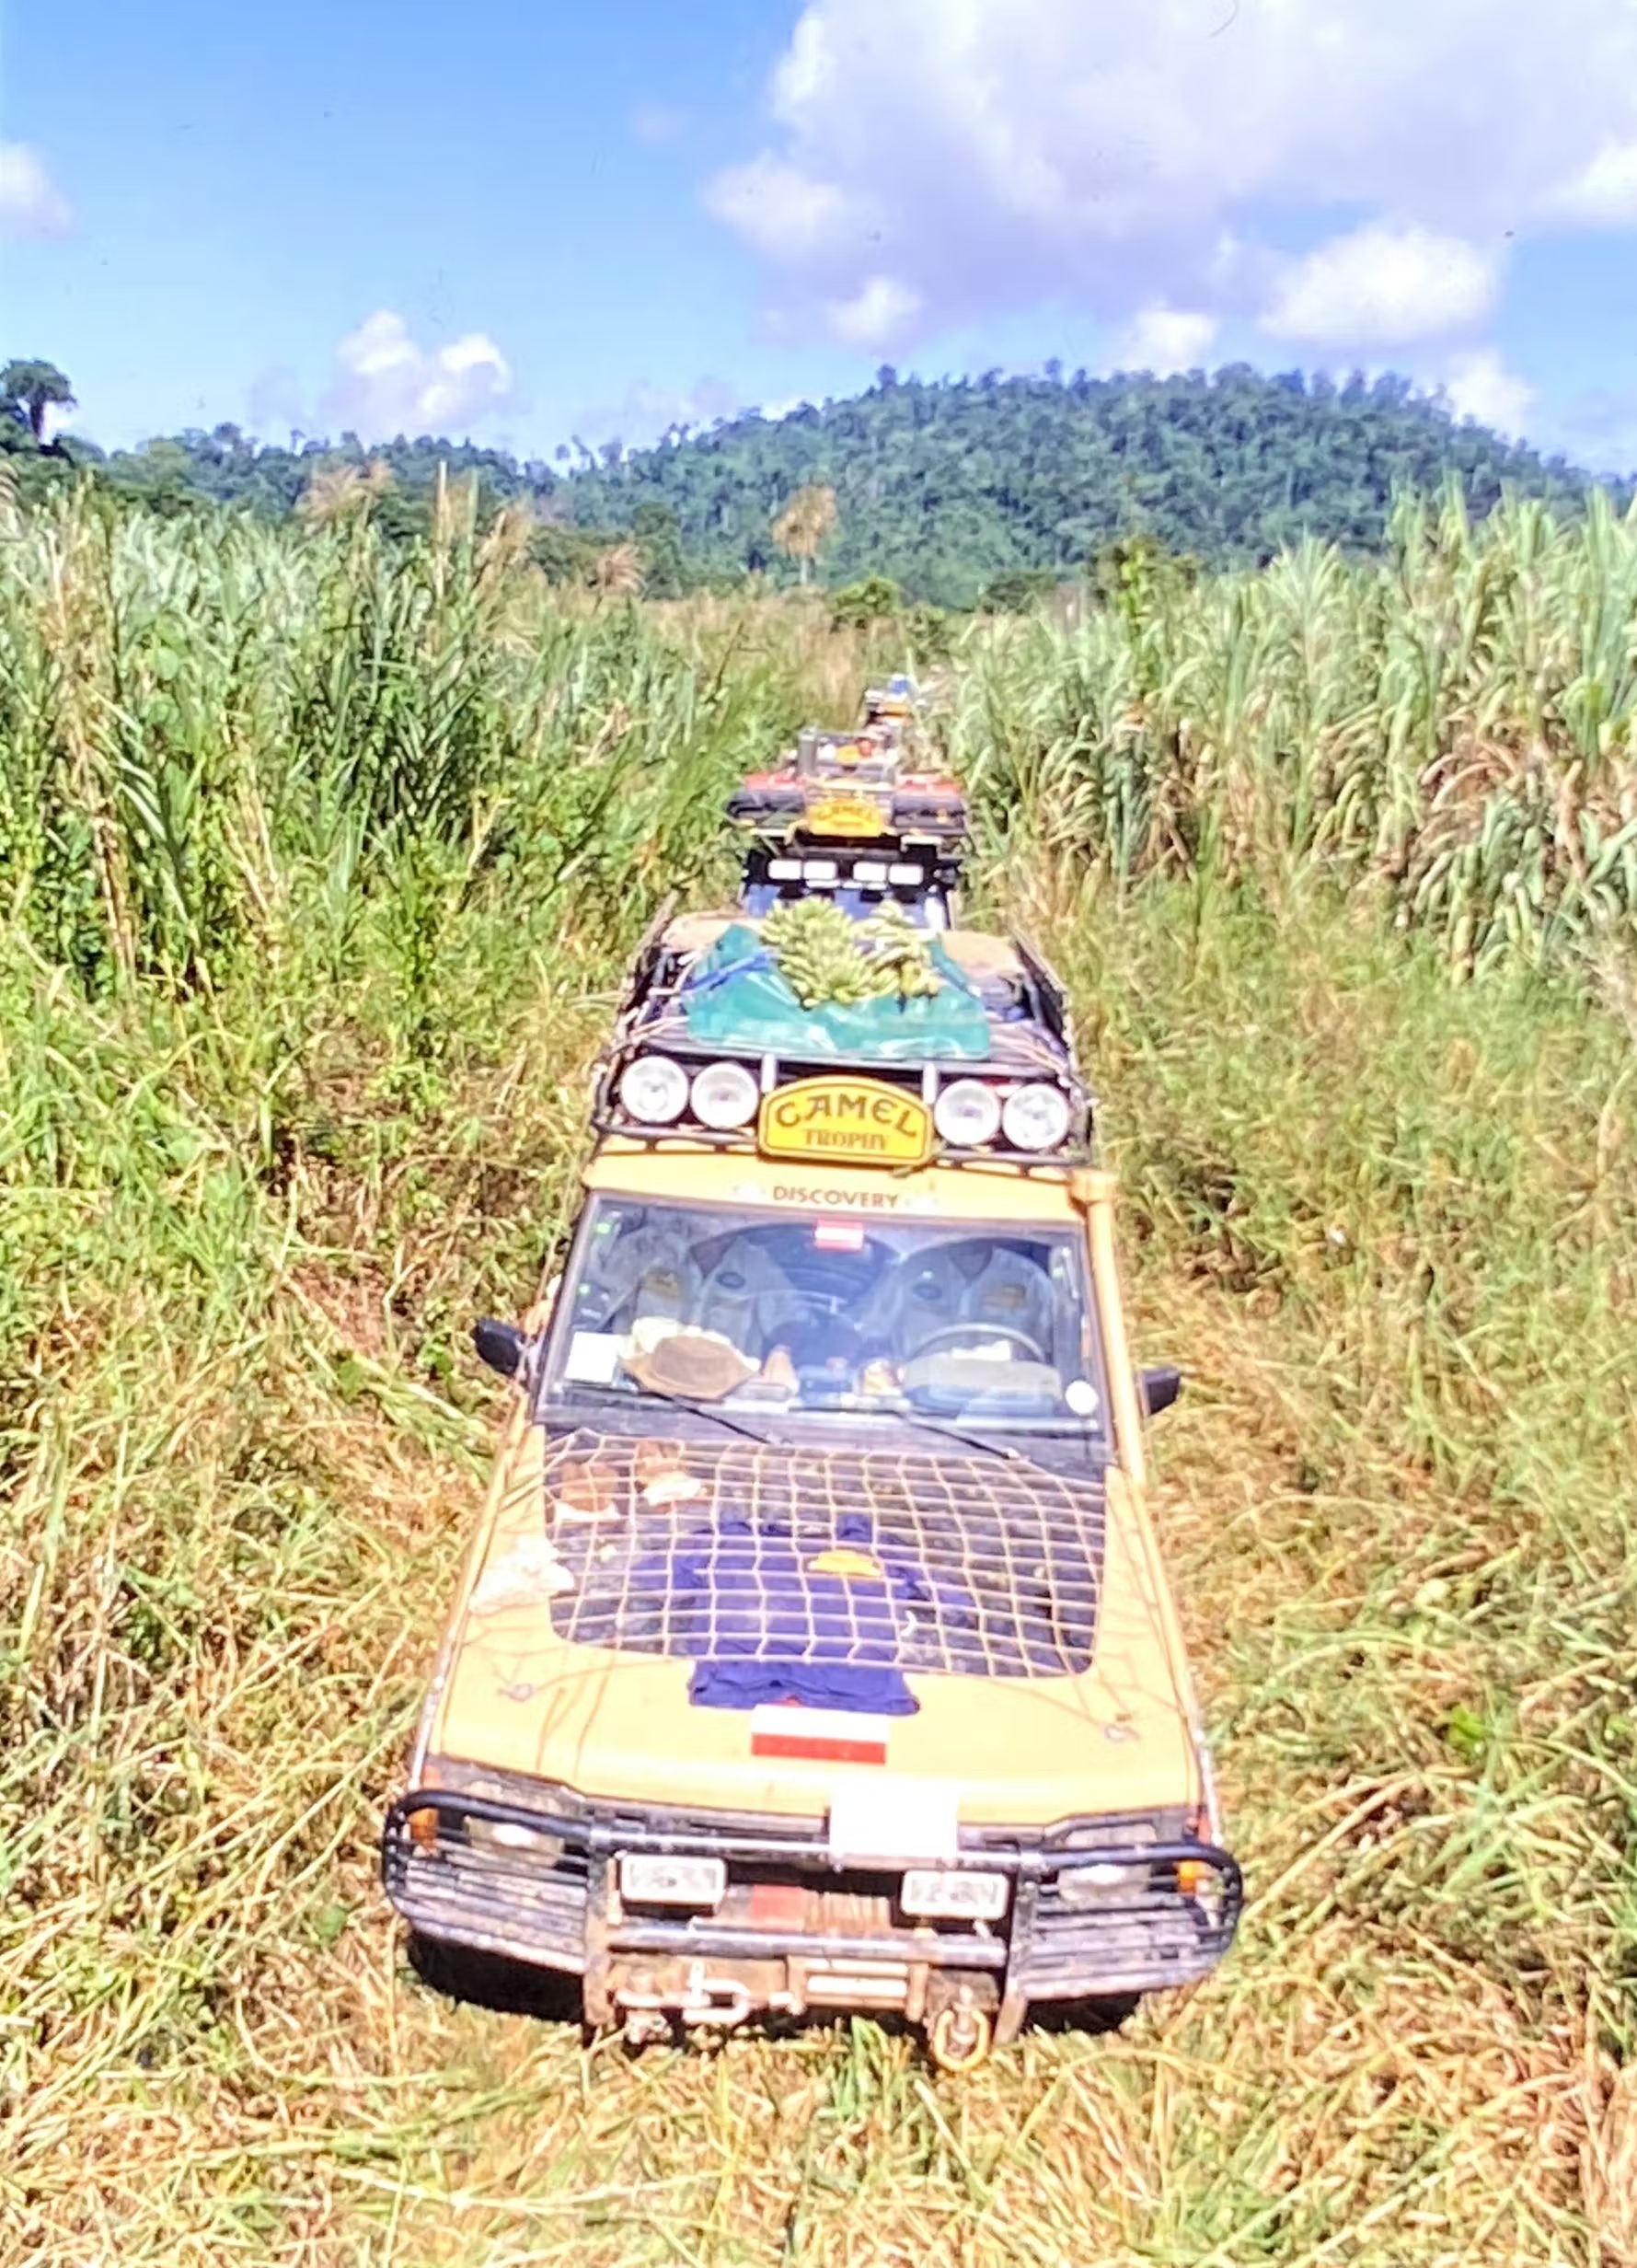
(763, 897), (881, 1005)
(762, 897), (942, 1007)
(859, 900), (941, 999)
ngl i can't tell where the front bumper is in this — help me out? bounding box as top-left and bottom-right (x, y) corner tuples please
(381, 1775), (1241, 2041)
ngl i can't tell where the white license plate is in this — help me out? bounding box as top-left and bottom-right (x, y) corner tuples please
(900, 1869), (1009, 1921)
(618, 1854), (726, 1907)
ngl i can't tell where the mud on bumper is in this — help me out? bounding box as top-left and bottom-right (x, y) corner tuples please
(381, 1775), (1241, 2042)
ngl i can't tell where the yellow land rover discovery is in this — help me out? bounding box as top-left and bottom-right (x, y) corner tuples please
(382, 908), (1239, 2067)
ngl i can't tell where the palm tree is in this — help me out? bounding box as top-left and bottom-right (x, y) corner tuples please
(772, 483), (838, 585)
(0, 359), (76, 443)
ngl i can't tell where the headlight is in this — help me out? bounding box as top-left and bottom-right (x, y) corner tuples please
(801, 859), (838, 882)
(1001, 1082), (1072, 1151)
(466, 1818), (564, 1859)
(901, 1868), (1009, 1920)
(617, 1056), (689, 1126)
(690, 1059), (759, 1129)
(768, 857), (801, 880)
(852, 860), (889, 884)
(888, 862), (924, 885)
(1055, 1860), (1130, 1909)
(933, 1078), (1002, 1146)
(619, 1854), (726, 1908)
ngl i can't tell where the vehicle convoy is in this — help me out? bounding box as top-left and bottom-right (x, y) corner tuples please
(728, 689), (970, 930)
(728, 677), (966, 889)
(383, 883), (1239, 2067)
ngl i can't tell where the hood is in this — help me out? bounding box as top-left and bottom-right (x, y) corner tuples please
(428, 1421), (1202, 1828)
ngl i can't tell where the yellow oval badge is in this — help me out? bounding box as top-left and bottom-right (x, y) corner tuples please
(758, 1076), (932, 1166)
(808, 791), (888, 838)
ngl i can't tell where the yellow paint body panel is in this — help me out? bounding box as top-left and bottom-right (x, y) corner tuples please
(582, 1141), (1089, 1220)
(413, 1141), (1207, 1835)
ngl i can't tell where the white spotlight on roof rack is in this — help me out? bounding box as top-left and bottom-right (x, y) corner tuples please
(690, 1060), (759, 1129)
(617, 1056), (689, 1127)
(1002, 1083), (1073, 1152)
(933, 1079), (1002, 1146)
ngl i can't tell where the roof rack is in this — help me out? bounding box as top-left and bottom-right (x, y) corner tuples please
(736, 839), (963, 923)
(727, 725), (969, 852)
(591, 909), (1092, 1168)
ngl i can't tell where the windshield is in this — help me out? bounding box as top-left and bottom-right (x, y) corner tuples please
(541, 1196), (1107, 1436)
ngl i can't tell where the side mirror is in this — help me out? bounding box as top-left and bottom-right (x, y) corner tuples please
(1139, 1365), (1183, 1417)
(473, 1317), (529, 1382)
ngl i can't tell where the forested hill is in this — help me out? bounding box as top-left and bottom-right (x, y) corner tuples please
(567, 366), (1599, 605)
(9, 359), (1617, 604)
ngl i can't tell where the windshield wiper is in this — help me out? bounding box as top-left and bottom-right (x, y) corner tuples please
(870, 1408), (1028, 1463)
(556, 1383), (1083, 1465)
(558, 1380), (776, 1448)
(872, 1409), (1114, 1465)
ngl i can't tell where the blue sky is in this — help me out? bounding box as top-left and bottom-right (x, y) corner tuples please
(6, 0), (1637, 469)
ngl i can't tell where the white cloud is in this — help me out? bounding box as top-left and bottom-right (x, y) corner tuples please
(1112, 305), (1218, 373)
(0, 142), (74, 239)
(703, 156), (857, 261)
(569, 376), (741, 451)
(322, 310), (512, 437)
(1550, 140), (1637, 226)
(1441, 349), (1536, 439)
(705, 0), (1637, 351)
(825, 274), (923, 350)
(1263, 226), (1497, 347)
(247, 364), (307, 438)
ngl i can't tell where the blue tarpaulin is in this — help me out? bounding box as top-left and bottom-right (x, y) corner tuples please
(682, 922), (992, 1062)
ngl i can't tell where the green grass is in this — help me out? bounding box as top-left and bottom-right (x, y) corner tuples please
(4, 492), (1636, 2263)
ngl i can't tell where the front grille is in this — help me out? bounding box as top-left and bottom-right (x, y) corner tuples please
(1018, 1851), (1242, 1996)
(383, 1796), (590, 1971)
(543, 1435), (1105, 1679)
(385, 1777), (1241, 2003)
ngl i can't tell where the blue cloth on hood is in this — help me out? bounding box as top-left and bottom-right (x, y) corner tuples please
(628, 1517), (973, 1653)
(618, 1510), (972, 1713)
(688, 1659), (918, 1713)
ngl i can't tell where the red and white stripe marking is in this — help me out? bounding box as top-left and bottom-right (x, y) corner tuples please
(748, 1705), (892, 1765)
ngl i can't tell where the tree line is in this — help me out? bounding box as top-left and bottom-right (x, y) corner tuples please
(2, 355), (1624, 610)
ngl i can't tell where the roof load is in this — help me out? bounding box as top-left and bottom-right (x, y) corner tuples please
(592, 905), (1092, 1169)
(727, 730), (969, 851)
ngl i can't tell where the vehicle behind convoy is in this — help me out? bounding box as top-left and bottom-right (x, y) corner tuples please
(727, 731), (968, 852)
(727, 679), (970, 932)
(382, 769), (1239, 2069)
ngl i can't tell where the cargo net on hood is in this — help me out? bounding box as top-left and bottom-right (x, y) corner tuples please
(540, 1432), (1104, 1680)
